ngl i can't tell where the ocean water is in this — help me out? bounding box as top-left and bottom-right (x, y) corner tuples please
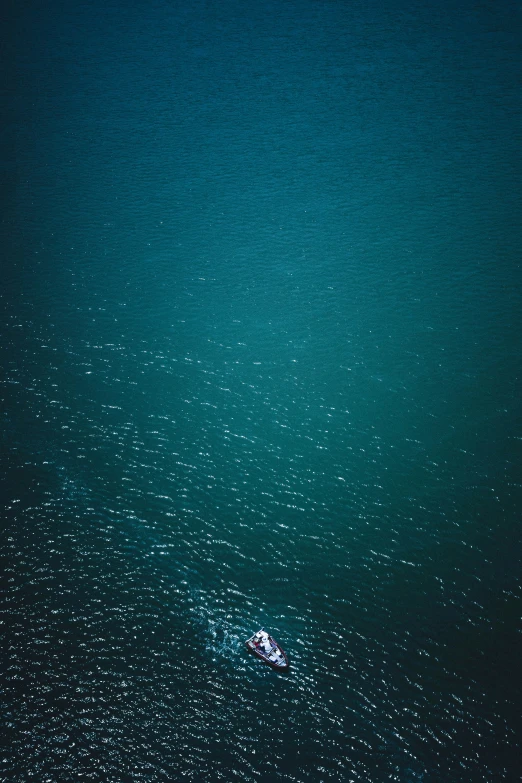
(2, 0), (521, 780)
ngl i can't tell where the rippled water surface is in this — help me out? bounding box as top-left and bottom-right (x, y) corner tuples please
(2, 0), (522, 780)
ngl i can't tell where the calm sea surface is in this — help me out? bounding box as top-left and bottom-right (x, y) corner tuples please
(2, 0), (522, 780)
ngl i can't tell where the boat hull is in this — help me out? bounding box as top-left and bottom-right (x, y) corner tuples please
(245, 631), (289, 670)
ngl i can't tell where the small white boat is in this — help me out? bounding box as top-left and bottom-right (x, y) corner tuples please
(245, 629), (289, 670)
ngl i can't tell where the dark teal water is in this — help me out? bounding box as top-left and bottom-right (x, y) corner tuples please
(2, 0), (522, 780)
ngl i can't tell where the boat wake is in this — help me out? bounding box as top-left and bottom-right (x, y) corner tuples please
(184, 586), (245, 661)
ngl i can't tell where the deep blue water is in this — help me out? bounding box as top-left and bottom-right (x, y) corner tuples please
(2, 0), (522, 780)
